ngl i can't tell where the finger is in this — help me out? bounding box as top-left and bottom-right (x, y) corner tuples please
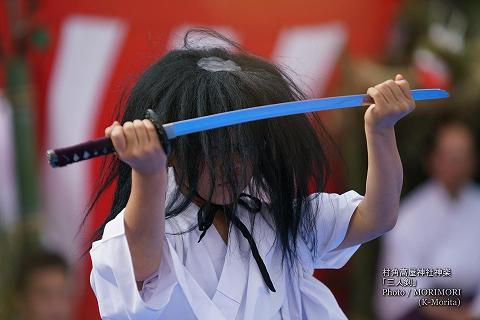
(143, 119), (161, 147)
(104, 121), (119, 137)
(386, 79), (406, 103)
(133, 119), (149, 146)
(395, 74), (413, 100)
(123, 121), (139, 149)
(105, 125), (113, 137)
(367, 87), (387, 106)
(378, 80), (397, 103)
(110, 125), (127, 153)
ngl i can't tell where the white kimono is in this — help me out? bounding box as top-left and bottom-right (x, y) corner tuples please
(90, 169), (363, 319)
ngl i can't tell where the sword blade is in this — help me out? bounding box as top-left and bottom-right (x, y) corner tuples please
(163, 89), (449, 139)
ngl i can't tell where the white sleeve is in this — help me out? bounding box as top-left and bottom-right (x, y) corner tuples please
(301, 190), (364, 269)
(89, 208), (179, 318)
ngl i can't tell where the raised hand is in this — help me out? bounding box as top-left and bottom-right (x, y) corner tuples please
(105, 120), (167, 175)
(365, 74), (416, 133)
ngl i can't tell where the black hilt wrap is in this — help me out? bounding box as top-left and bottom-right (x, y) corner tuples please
(46, 109), (172, 168)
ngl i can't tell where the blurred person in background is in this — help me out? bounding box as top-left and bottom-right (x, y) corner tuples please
(375, 117), (480, 320)
(12, 249), (73, 320)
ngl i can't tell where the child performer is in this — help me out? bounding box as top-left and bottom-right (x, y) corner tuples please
(88, 32), (414, 319)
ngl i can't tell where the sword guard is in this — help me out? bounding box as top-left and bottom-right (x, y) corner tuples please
(144, 109), (172, 157)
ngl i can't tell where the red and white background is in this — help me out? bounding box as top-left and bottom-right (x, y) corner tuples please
(5, 0), (403, 318)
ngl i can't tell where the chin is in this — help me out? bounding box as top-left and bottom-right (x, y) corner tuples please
(198, 182), (247, 205)
(210, 186), (237, 205)
(210, 194), (234, 205)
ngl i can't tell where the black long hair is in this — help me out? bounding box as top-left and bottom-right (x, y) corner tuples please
(85, 29), (333, 264)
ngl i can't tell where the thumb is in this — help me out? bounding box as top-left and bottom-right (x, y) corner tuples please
(395, 74), (405, 81)
(104, 121), (119, 137)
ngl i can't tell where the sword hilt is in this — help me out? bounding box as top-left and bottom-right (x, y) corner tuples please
(46, 109), (171, 168)
(47, 137), (115, 168)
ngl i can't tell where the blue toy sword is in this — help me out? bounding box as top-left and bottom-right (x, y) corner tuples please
(47, 88), (449, 167)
